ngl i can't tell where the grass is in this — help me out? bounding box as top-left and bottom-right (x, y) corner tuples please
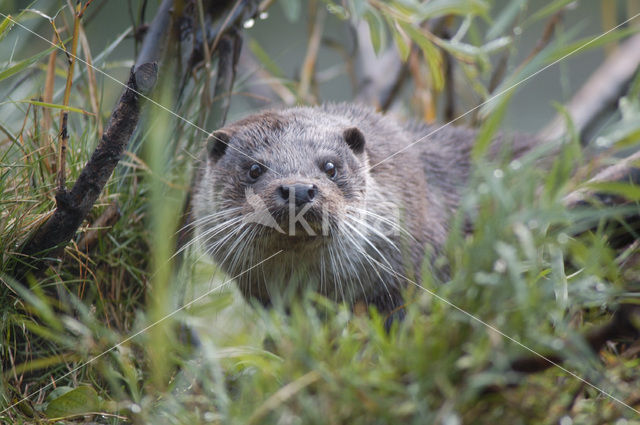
(1, 0), (640, 424)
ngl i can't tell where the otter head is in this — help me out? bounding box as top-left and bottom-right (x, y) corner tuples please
(194, 111), (370, 276)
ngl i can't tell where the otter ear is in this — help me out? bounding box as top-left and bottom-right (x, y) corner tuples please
(343, 127), (365, 154)
(207, 130), (232, 162)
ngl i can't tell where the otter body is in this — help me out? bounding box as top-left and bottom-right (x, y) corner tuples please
(193, 104), (493, 313)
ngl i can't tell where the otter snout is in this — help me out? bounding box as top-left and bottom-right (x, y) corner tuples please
(277, 183), (318, 206)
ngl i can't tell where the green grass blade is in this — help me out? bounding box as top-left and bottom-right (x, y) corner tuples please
(3, 100), (95, 116)
(0, 44), (58, 82)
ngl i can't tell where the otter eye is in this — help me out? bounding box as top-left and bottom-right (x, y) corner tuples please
(323, 161), (337, 179)
(248, 163), (263, 180)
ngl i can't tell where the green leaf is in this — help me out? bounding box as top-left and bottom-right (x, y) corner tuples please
(388, 18), (410, 61)
(544, 137), (577, 200)
(486, 0), (525, 40)
(45, 386), (101, 419)
(434, 36), (511, 68)
(0, 1), (40, 45)
(552, 102), (581, 164)
(0, 14), (14, 44)
(627, 66), (640, 99)
(399, 22), (444, 90)
(2, 100), (95, 115)
(46, 386), (74, 402)
(388, 1), (419, 20)
(0, 44), (58, 82)
(472, 89), (514, 160)
(595, 121), (640, 150)
(586, 182), (640, 201)
(364, 9), (387, 55)
(248, 38), (285, 78)
(419, 0), (489, 19)
(527, 0), (576, 25)
(321, 0), (349, 19)
(547, 27), (639, 63)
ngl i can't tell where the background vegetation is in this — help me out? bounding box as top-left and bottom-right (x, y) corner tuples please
(1, 0), (640, 423)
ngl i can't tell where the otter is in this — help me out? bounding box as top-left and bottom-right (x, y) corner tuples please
(192, 103), (529, 314)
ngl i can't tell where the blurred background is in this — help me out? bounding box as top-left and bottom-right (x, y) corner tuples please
(0, 0), (633, 133)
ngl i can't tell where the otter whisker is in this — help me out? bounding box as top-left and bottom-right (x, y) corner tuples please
(344, 212), (402, 253)
(188, 216), (244, 253)
(336, 231), (369, 306)
(183, 212), (243, 244)
(200, 221), (247, 263)
(319, 249), (326, 300)
(348, 206), (417, 242)
(177, 206), (243, 236)
(342, 220), (397, 273)
(333, 238), (356, 304)
(339, 223), (392, 305)
(327, 241), (345, 304)
(217, 224), (253, 268)
(176, 217), (244, 262)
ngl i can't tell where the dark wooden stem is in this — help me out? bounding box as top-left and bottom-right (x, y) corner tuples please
(211, 28), (242, 128)
(14, 63), (157, 279)
(510, 304), (640, 374)
(9, 0), (179, 281)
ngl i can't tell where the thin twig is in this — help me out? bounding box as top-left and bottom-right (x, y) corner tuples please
(76, 201), (120, 252)
(57, 2), (83, 193)
(78, 25), (102, 135)
(209, 0), (243, 54)
(42, 33), (57, 173)
(539, 32), (640, 142)
(563, 150), (640, 208)
(299, 1), (325, 103)
(197, 0), (214, 124)
(513, 10), (563, 77)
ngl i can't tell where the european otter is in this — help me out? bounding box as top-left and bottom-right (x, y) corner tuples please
(192, 103), (528, 314)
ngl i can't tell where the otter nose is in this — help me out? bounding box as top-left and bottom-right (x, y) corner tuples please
(278, 184), (318, 206)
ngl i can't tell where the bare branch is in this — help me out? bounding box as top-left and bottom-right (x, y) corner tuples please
(134, 0), (172, 71)
(211, 29), (243, 128)
(510, 304), (640, 374)
(539, 33), (640, 143)
(76, 201), (121, 252)
(564, 150), (640, 208)
(14, 63), (157, 279)
(354, 20), (404, 108)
